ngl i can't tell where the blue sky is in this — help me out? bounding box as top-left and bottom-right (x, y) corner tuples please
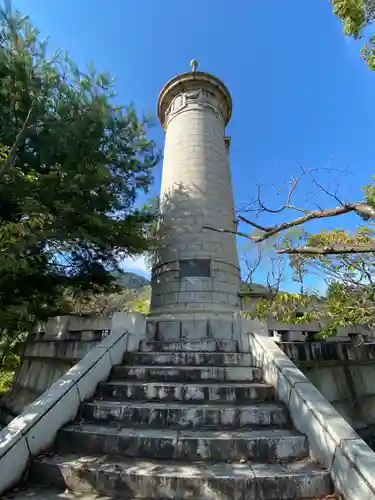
(12, 0), (375, 290)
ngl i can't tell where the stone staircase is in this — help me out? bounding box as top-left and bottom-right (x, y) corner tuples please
(13, 338), (333, 499)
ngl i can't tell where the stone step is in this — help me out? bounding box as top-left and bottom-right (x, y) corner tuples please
(110, 365), (263, 382)
(6, 488), (113, 499)
(80, 400), (288, 428)
(56, 424), (308, 462)
(140, 339), (238, 352)
(123, 351), (254, 366)
(31, 454), (333, 499)
(96, 380), (274, 403)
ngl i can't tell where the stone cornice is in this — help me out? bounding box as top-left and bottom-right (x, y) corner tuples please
(157, 70), (232, 127)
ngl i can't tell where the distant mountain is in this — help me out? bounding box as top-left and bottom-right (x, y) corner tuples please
(112, 271), (150, 290)
(240, 282), (271, 296)
(114, 274), (270, 294)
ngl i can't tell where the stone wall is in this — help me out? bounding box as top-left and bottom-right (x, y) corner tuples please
(279, 340), (375, 448)
(0, 315), (112, 425)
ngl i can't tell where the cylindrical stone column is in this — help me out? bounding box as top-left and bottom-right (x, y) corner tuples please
(149, 68), (241, 327)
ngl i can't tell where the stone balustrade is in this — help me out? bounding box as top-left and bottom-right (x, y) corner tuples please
(0, 312), (146, 494)
(0, 315), (114, 426)
(238, 313), (375, 500)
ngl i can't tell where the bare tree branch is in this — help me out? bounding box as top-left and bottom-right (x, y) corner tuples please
(305, 257), (373, 290)
(237, 215), (269, 232)
(243, 247), (263, 284)
(242, 202), (375, 242)
(278, 244), (375, 255)
(202, 225), (253, 240)
(254, 169), (308, 215)
(205, 165), (375, 256)
(0, 106), (35, 176)
(205, 202), (375, 252)
(240, 166), (351, 215)
(266, 257), (284, 295)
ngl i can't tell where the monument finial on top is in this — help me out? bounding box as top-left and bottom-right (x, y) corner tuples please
(190, 59), (198, 72)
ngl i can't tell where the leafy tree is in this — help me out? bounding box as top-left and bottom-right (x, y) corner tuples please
(0, 368), (14, 393)
(331, 0), (375, 68)
(0, 2), (158, 353)
(61, 285), (151, 317)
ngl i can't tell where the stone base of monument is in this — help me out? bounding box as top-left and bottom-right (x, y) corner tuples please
(146, 313), (237, 343)
(145, 311), (269, 345)
(4, 314), (334, 500)
(6, 312), (375, 499)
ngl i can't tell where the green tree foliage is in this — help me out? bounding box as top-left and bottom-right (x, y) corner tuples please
(332, 0), (375, 68)
(61, 285), (151, 317)
(0, 368), (13, 393)
(0, 2), (158, 353)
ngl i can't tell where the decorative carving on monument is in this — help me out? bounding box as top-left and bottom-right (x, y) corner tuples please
(164, 88), (226, 124)
(164, 94), (187, 124)
(185, 88), (204, 100)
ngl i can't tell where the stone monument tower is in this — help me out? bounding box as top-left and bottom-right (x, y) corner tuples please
(148, 61), (241, 340)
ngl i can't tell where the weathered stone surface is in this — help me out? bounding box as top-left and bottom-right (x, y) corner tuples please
(288, 381), (359, 468)
(4, 316), (337, 500)
(18, 339), (99, 361)
(246, 329), (375, 499)
(5, 488), (111, 499)
(157, 321), (181, 342)
(1, 341), (100, 425)
(123, 351), (253, 366)
(1, 313), (144, 427)
(30, 454), (331, 499)
(79, 400), (287, 428)
(56, 424), (308, 462)
(110, 364), (263, 383)
(329, 437), (375, 500)
(8, 320), (333, 499)
(96, 380), (274, 403)
(0, 428), (29, 494)
(139, 339), (238, 352)
(249, 334), (360, 462)
(279, 340), (375, 365)
(331, 441), (375, 500)
(277, 338), (375, 451)
(0, 314), (147, 495)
